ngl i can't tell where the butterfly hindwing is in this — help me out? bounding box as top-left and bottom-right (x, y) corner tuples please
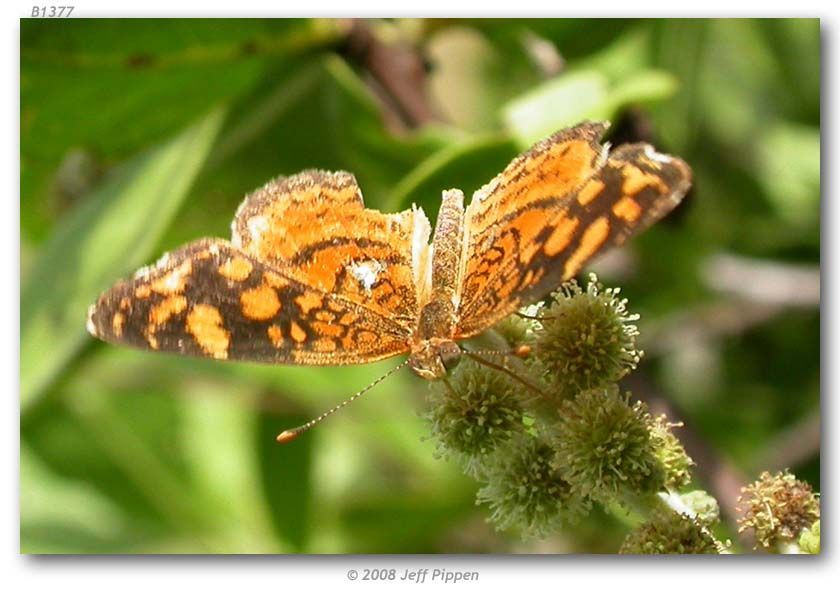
(231, 170), (431, 330)
(87, 239), (412, 365)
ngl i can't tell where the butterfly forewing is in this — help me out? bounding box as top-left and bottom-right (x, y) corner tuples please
(87, 238), (411, 365)
(454, 122), (691, 338)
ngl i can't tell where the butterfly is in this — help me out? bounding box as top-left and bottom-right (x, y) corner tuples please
(87, 121), (691, 437)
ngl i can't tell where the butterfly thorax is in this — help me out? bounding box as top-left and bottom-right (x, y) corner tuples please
(408, 188), (466, 380)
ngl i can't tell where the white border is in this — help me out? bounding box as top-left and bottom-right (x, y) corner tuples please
(6, 3), (835, 599)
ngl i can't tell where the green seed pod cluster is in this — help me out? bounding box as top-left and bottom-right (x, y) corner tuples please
(421, 273), (720, 548)
(492, 312), (537, 349)
(678, 490), (720, 527)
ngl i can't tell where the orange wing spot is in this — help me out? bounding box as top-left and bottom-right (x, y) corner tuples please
(290, 321), (307, 343)
(357, 331), (378, 345)
(372, 287), (402, 312)
(621, 165), (666, 196)
(218, 256), (253, 282)
(294, 291), (322, 315)
(312, 321), (344, 338)
(313, 338), (337, 353)
(612, 196), (642, 223)
(511, 209), (548, 244)
(338, 312), (359, 326)
(135, 284), (152, 299)
(151, 259), (193, 295)
(263, 272), (287, 288)
(149, 294), (188, 326)
(119, 297), (132, 311)
(562, 216), (611, 280)
(300, 246), (353, 291)
(267, 324), (284, 348)
(186, 304), (230, 359)
(241, 285), (281, 320)
(544, 213), (580, 256)
(576, 179), (605, 206)
(315, 310), (335, 322)
(112, 312), (125, 337)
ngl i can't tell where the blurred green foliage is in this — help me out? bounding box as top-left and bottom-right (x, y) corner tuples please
(20, 18), (819, 553)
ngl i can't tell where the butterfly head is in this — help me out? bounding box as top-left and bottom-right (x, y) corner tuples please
(408, 338), (462, 380)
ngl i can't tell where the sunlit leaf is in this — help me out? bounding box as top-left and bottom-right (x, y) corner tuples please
(503, 68), (677, 148)
(755, 122), (820, 229)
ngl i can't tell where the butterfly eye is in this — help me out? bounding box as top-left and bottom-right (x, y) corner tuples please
(439, 342), (462, 372)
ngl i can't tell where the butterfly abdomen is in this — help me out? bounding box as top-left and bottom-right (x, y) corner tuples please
(416, 188), (465, 341)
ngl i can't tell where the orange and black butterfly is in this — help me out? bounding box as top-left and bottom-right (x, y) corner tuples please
(87, 121), (691, 437)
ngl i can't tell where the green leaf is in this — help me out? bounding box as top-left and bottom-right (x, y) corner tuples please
(20, 108), (226, 410)
(20, 443), (130, 553)
(386, 134), (518, 219)
(21, 18), (343, 240)
(755, 122), (821, 229)
(257, 410), (314, 551)
(503, 71), (610, 147)
(502, 68), (677, 149)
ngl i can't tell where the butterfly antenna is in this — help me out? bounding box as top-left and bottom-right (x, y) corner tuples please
(276, 358), (410, 444)
(462, 346), (549, 399)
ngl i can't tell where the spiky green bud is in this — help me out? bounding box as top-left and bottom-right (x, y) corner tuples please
(426, 360), (528, 475)
(650, 415), (694, 489)
(620, 508), (721, 554)
(492, 312), (537, 349)
(555, 386), (665, 504)
(477, 434), (590, 539)
(534, 274), (641, 400)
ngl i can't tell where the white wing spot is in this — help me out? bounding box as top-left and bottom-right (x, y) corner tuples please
(158, 272), (181, 292)
(247, 215), (269, 244)
(348, 259), (383, 293)
(644, 145), (672, 164)
(133, 252), (168, 280)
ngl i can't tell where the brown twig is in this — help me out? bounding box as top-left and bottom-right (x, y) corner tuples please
(342, 19), (436, 131)
(636, 252), (819, 358)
